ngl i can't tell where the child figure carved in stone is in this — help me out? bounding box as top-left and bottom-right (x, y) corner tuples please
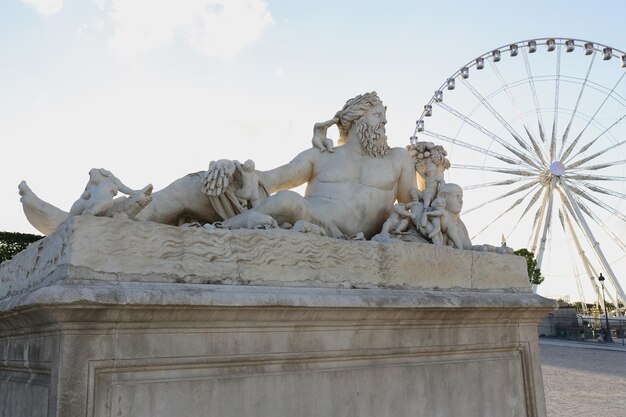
(234, 160), (262, 209)
(380, 203), (413, 235)
(311, 117), (338, 152)
(422, 197), (465, 249)
(407, 188), (425, 232)
(422, 197), (445, 245)
(421, 159), (446, 210)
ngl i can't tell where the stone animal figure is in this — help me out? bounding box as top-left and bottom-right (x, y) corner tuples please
(18, 170), (152, 235)
(69, 168), (152, 218)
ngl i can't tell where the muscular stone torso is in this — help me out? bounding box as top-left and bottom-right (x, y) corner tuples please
(302, 147), (402, 237)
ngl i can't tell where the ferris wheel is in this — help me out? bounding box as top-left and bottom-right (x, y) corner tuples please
(412, 38), (626, 309)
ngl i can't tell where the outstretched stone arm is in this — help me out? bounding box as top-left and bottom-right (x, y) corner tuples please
(257, 149), (316, 194)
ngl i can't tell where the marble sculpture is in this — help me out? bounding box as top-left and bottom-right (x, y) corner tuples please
(17, 91), (510, 253)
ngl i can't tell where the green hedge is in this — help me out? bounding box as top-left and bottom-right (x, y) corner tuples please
(0, 231), (44, 263)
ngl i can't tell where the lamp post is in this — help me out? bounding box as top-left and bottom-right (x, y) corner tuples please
(598, 273), (613, 343)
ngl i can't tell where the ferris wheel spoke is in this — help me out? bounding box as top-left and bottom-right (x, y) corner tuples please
(564, 180), (626, 223)
(516, 184), (545, 219)
(504, 185), (546, 240)
(574, 197), (626, 253)
(558, 204), (602, 305)
(565, 116), (626, 167)
(459, 78), (538, 162)
(421, 129), (528, 167)
(569, 159), (626, 172)
(559, 209), (589, 309)
(558, 50), (596, 159)
(566, 173), (626, 181)
(567, 149), (611, 171)
(565, 70), (626, 159)
(562, 189), (626, 304)
(560, 131), (585, 163)
(464, 180), (540, 214)
(469, 190), (535, 240)
(559, 181), (626, 301)
(523, 126), (549, 166)
(487, 61), (538, 154)
(464, 177), (531, 190)
(550, 45), (562, 161)
(432, 103), (540, 168)
(529, 182), (552, 252)
(579, 181), (626, 199)
(452, 164), (538, 176)
(522, 48), (548, 144)
(535, 178), (558, 267)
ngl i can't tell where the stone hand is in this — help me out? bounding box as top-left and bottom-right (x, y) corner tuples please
(202, 159), (237, 196)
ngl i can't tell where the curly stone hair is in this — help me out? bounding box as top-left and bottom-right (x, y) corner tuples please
(334, 91), (382, 143)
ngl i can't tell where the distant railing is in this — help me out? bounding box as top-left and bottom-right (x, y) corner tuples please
(539, 315), (626, 345)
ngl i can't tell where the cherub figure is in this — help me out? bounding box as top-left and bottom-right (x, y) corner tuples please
(407, 141), (450, 210)
(421, 159), (445, 210)
(311, 117), (338, 152)
(69, 168), (151, 218)
(407, 188), (425, 231)
(380, 203), (413, 234)
(234, 160), (261, 209)
(422, 196), (465, 249)
(422, 197), (446, 245)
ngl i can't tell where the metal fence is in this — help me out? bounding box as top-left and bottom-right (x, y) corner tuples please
(539, 315), (626, 345)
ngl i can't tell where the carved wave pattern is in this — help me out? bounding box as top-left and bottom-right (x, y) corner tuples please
(100, 221), (391, 278)
(4, 218), (415, 288)
(101, 222), (238, 266)
(77, 222), (392, 284)
(229, 230), (389, 274)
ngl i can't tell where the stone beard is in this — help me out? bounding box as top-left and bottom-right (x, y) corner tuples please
(354, 118), (390, 158)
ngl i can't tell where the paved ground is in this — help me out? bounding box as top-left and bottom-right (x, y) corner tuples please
(540, 339), (626, 417)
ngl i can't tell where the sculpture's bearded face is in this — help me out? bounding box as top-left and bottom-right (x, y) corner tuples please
(354, 103), (390, 158)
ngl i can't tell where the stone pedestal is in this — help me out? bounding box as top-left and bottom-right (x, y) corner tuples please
(0, 217), (556, 417)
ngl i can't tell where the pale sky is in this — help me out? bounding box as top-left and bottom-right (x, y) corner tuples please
(2, 0), (626, 302)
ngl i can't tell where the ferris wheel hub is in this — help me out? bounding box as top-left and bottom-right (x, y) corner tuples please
(549, 160), (566, 176)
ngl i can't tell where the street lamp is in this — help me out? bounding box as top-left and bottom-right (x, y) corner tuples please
(598, 273), (613, 343)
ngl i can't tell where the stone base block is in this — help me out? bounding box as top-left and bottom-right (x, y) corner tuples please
(0, 217), (556, 417)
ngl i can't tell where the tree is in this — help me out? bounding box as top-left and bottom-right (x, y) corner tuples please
(0, 231), (44, 263)
(514, 248), (545, 285)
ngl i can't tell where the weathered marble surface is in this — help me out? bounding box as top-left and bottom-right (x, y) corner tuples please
(18, 92), (490, 252)
(0, 218), (555, 417)
(0, 287), (553, 417)
(1, 217), (529, 303)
